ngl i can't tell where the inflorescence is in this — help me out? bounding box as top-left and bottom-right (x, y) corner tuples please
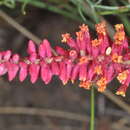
(0, 21), (130, 97)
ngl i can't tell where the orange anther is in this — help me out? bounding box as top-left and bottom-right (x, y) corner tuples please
(79, 24), (89, 32)
(91, 39), (101, 47)
(116, 90), (126, 97)
(79, 56), (88, 64)
(112, 53), (123, 63)
(76, 31), (83, 41)
(97, 77), (107, 92)
(114, 31), (125, 45)
(79, 80), (92, 90)
(94, 65), (102, 75)
(95, 21), (106, 35)
(115, 24), (124, 31)
(117, 70), (129, 84)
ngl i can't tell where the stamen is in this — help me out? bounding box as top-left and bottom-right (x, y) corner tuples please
(79, 80), (92, 90)
(112, 53), (123, 63)
(115, 24), (124, 31)
(97, 77), (107, 92)
(79, 56), (88, 64)
(114, 32), (125, 45)
(94, 65), (102, 75)
(95, 21), (106, 35)
(79, 24), (89, 32)
(117, 70), (129, 84)
(76, 31), (83, 41)
(91, 39), (101, 47)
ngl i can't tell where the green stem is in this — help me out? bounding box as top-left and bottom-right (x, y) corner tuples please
(94, 4), (130, 10)
(16, 0), (83, 22)
(90, 86), (95, 130)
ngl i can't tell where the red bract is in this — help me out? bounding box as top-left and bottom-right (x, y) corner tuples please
(1, 22), (130, 97)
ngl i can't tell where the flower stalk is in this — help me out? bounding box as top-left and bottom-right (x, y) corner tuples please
(90, 86), (95, 130)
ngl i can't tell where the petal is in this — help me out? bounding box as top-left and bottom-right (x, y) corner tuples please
(3, 50), (11, 61)
(39, 42), (46, 58)
(87, 65), (95, 81)
(61, 33), (78, 50)
(105, 64), (115, 82)
(59, 62), (67, 85)
(116, 85), (128, 97)
(0, 63), (7, 76)
(91, 47), (99, 57)
(55, 46), (68, 56)
(79, 64), (87, 81)
(19, 62), (28, 82)
(41, 61), (52, 84)
(51, 61), (60, 75)
(66, 60), (73, 81)
(12, 54), (20, 63)
(71, 64), (79, 83)
(27, 40), (36, 55)
(29, 64), (40, 83)
(6, 62), (19, 81)
(43, 39), (52, 57)
(29, 53), (37, 63)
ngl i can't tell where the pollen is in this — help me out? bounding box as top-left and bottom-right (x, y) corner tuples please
(97, 77), (107, 92)
(79, 56), (88, 64)
(61, 33), (71, 43)
(79, 80), (92, 90)
(114, 31), (125, 45)
(112, 53), (123, 63)
(115, 24), (124, 31)
(94, 65), (102, 75)
(95, 21), (106, 35)
(117, 70), (129, 84)
(91, 39), (101, 47)
(79, 24), (89, 32)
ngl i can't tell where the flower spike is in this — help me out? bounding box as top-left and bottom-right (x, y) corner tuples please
(0, 22), (130, 97)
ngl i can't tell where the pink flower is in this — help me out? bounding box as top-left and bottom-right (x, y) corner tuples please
(62, 33), (78, 50)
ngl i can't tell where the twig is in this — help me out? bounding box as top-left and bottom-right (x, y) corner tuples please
(103, 90), (130, 114)
(0, 10), (41, 44)
(0, 10), (58, 56)
(106, 108), (130, 119)
(0, 106), (89, 122)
